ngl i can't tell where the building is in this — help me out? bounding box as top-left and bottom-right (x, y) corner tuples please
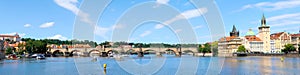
(218, 25), (242, 55)
(258, 14), (271, 53)
(291, 31), (300, 51)
(243, 29), (264, 53)
(270, 32), (291, 53)
(230, 25), (239, 37)
(0, 33), (21, 42)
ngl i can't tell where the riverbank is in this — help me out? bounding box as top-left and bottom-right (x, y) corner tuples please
(233, 53), (300, 57)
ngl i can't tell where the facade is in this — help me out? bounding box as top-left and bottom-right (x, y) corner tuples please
(270, 32), (291, 53)
(258, 14), (271, 53)
(243, 29), (264, 52)
(218, 25), (242, 55)
(0, 33), (21, 42)
(291, 32), (300, 51)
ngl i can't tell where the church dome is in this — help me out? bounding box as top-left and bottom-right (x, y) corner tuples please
(246, 29), (255, 36)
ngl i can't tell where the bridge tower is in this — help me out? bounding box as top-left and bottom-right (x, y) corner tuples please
(176, 44), (182, 57)
(137, 44), (144, 57)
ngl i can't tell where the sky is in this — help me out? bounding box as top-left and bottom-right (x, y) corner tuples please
(0, 0), (300, 44)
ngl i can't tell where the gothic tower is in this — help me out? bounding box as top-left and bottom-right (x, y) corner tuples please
(258, 14), (270, 52)
(230, 25), (239, 37)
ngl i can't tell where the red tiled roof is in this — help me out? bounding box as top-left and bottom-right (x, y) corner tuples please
(270, 32), (284, 40)
(0, 35), (17, 37)
(245, 36), (262, 41)
(219, 36), (238, 41)
(291, 34), (300, 37)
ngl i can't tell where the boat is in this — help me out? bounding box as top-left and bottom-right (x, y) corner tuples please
(36, 54), (46, 59)
(7, 54), (18, 60)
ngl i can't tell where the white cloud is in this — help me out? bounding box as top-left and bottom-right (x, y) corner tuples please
(267, 13), (300, 27)
(193, 25), (203, 30)
(154, 0), (170, 8)
(112, 24), (124, 29)
(54, 0), (79, 15)
(24, 24), (31, 27)
(237, 0), (300, 11)
(40, 22), (55, 28)
(47, 34), (68, 40)
(174, 29), (182, 33)
(54, 0), (92, 25)
(157, 0), (169, 4)
(155, 8), (207, 29)
(140, 30), (152, 37)
(55, 0), (110, 39)
(94, 26), (110, 39)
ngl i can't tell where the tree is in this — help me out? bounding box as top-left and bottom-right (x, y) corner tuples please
(237, 45), (246, 52)
(199, 43), (211, 56)
(211, 41), (218, 56)
(282, 44), (296, 54)
(5, 47), (13, 54)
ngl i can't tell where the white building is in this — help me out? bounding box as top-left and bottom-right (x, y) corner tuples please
(243, 29), (264, 53)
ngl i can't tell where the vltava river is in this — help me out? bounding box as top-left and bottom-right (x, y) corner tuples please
(0, 55), (299, 75)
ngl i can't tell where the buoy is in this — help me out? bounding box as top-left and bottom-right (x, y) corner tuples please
(280, 57), (284, 62)
(103, 64), (107, 69)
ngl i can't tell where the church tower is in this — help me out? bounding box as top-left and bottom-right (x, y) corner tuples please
(258, 14), (270, 53)
(230, 25), (239, 37)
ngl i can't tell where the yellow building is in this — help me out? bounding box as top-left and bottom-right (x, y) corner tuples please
(270, 32), (291, 53)
(290, 32), (300, 51)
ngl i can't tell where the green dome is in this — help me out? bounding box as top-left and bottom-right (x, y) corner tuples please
(246, 29), (255, 36)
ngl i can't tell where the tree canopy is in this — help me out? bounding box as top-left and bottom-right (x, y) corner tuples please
(282, 44), (296, 54)
(237, 45), (246, 52)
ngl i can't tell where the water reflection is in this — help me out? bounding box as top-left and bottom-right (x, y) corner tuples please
(0, 56), (299, 75)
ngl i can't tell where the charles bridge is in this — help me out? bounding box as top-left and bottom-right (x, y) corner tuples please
(49, 47), (199, 57)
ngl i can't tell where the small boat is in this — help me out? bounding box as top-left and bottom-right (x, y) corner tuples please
(7, 54), (18, 60)
(108, 52), (114, 57)
(36, 54), (46, 59)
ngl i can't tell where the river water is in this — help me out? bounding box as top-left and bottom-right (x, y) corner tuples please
(0, 55), (299, 75)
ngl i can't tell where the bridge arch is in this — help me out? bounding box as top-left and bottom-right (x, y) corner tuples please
(126, 49), (136, 54)
(165, 49), (177, 54)
(144, 49), (156, 54)
(107, 50), (119, 54)
(69, 50), (81, 56)
(182, 50), (195, 55)
(52, 50), (65, 57)
(88, 50), (101, 57)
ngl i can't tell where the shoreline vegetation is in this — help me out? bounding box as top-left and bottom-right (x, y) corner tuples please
(1, 38), (299, 60)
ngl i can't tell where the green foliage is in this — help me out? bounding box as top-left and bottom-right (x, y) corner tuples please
(211, 41), (218, 56)
(99, 41), (112, 48)
(281, 44), (296, 54)
(237, 45), (246, 52)
(5, 47), (13, 54)
(22, 38), (98, 47)
(198, 43), (211, 56)
(25, 40), (47, 54)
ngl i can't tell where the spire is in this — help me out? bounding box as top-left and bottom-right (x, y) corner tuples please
(230, 25), (239, 37)
(261, 13), (266, 26)
(232, 25), (237, 32)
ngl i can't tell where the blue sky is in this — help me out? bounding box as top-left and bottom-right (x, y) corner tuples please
(0, 0), (300, 44)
